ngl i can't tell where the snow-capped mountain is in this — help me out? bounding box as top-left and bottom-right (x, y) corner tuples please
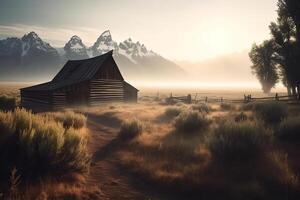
(20, 32), (59, 66)
(91, 30), (118, 56)
(64, 35), (89, 60)
(0, 30), (185, 81)
(21, 32), (58, 57)
(0, 37), (22, 57)
(0, 32), (60, 80)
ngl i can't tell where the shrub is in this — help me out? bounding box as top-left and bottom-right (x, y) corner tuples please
(174, 111), (210, 133)
(277, 116), (300, 141)
(220, 103), (234, 111)
(54, 111), (87, 129)
(0, 95), (16, 111)
(191, 103), (210, 114)
(163, 107), (182, 120)
(60, 128), (90, 173)
(0, 108), (90, 180)
(207, 121), (271, 163)
(119, 119), (143, 139)
(164, 97), (178, 105)
(234, 112), (248, 122)
(254, 102), (287, 124)
(241, 102), (255, 111)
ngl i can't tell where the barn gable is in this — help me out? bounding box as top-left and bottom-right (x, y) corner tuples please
(92, 53), (124, 80)
(20, 50), (138, 110)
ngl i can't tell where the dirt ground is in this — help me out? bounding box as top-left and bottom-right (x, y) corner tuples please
(86, 111), (162, 200)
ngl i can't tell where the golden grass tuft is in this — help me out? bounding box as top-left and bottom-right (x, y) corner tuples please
(0, 108), (90, 180)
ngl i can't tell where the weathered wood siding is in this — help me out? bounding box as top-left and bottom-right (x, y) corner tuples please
(21, 90), (53, 110)
(124, 82), (138, 103)
(89, 79), (124, 106)
(52, 92), (67, 109)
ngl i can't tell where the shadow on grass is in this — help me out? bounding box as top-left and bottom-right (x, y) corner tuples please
(88, 111), (122, 128)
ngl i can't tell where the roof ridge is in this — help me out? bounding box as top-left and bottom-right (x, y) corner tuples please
(67, 50), (113, 62)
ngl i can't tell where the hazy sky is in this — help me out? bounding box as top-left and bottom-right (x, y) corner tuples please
(0, 0), (277, 61)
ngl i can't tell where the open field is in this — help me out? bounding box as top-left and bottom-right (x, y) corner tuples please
(0, 83), (300, 199)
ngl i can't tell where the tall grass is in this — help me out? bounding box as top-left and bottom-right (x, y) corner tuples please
(254, 101), (287, 124)
(119, 119), (143, 139)
(162, 106), (182, 121)
(52, 111), (87, 129)
(207, 121), (271, 163)
(220, 103), (235, 111)
(0, 108), (90, 180)
(174, 111), (210, 133)
(0, 95), (16, 111)
(234, 112), (248, 122)
(191, 103), (211, 114)
(277, 116), (300, 141)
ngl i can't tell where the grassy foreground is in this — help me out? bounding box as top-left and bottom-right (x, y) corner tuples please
(108, 101), (300, 199)
(0, 108), (97, 199)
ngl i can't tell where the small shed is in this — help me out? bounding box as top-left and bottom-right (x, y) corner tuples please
(20, 51), (138, 110)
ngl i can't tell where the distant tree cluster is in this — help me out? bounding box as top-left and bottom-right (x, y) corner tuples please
(249, 0), (300, 95)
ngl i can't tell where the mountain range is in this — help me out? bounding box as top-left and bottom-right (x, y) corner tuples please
(0, 30), (185, 81)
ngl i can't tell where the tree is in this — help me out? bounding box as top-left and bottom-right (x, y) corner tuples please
(249, 40), (279, 93)
(250, 0), (299, 95)
(270, 1), (298, 95)
(278, 0), (300, 96)
(282, 0), (300, 39)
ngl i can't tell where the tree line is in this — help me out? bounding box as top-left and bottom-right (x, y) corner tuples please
(249, 0), (300, 96)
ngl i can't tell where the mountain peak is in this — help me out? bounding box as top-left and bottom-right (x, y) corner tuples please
(70, 35), (82, 41)
(22, 31), (41, 42)
(65, 35), (86, 50)
(125, 38), (132, 43)
(101, 30), (111, 37)
(20, 31), (57, 57)
(96, 30), (113, 43)
(91, 30), (117, 56)
(64, 35), (88, 60)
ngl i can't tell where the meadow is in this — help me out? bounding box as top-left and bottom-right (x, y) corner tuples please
(0, 83), (300, 199)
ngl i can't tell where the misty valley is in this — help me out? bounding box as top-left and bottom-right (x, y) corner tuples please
(1, 0), (300, 200)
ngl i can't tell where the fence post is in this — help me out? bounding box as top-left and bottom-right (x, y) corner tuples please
(205, 96), (208, 103)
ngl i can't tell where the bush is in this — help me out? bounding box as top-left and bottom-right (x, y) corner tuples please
(191, 103), (210, 114)
(174, 111), (210, 133)
(163, 107), (182, 120)
(0, 108), (90, 180)
(241, 102), (255, 111)
(119, 119), (143, 139)
(220, 103), (234, 111)
(234, 112), (248, 122)
(54, 111), (87, 129)
(0, 95), (16, 111)
(254, 102), (287, 124)
(277, 116), (300, 141)
(207, 121), (271, 163)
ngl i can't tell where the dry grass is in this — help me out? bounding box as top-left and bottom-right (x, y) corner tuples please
(48, 110), (87, 129)
(2, 177), (103, 200)
(0, 108), (91, 199)
(113, 101), (300, 199)
(0, 84), (298, 199)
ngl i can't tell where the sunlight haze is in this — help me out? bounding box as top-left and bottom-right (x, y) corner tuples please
(0, 0), (277, 61)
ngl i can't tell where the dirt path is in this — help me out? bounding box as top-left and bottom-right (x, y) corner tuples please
(85, 113), (161, 200)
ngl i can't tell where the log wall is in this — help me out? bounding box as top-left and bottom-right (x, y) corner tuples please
(52, 92), (67, 109)
(21, 90), (53, 110)
(89, 79), (124, 106)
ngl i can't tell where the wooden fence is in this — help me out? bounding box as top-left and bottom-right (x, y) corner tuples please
(165, 93), (300, 104)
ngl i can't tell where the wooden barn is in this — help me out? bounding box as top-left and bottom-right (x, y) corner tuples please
(20, 51), (138, 110)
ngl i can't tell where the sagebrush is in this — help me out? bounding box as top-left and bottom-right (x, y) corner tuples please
(0, 108), (90, 180)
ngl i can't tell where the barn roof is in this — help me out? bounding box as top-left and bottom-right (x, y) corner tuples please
(21, 50), (125, 91)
